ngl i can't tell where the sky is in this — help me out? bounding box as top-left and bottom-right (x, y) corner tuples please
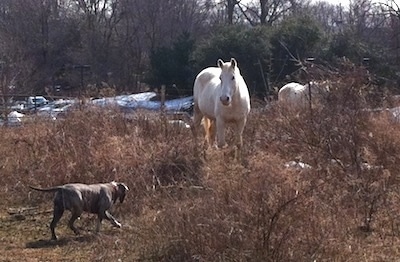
(313, 0), (400, 7)
(242, 0), (400, 7)
(315, 0), (350, 5)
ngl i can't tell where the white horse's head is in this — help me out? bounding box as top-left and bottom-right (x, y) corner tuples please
(307, 81), (331, 99)
(218, 58), (239, 106)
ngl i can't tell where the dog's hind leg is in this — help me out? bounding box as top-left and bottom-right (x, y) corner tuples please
(50, 205), (64, 240)
(68, 212), (81, 235)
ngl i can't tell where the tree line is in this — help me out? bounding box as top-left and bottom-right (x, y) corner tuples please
(0, 0), (399, 98)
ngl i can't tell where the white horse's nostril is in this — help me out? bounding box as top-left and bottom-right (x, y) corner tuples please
(220, 96), (230, 105)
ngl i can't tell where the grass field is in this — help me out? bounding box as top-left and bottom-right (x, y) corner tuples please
(2, 66), (400, 261)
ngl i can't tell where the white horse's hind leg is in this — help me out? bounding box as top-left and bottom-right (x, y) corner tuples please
(203, 117), (216, 147)
(203, 117), (214, 147)
(192, 103), (205, 157)
(192, 103), (204, 142)
(193, 103), (203, 130)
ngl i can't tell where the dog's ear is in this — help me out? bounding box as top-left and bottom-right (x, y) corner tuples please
(117, 183), (129, 203)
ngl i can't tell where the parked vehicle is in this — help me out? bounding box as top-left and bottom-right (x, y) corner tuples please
(26, 96), (48, 110)
(37, 99), (76, 119)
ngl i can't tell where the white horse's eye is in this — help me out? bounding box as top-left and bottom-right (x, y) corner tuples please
(232, 76), (235, 80)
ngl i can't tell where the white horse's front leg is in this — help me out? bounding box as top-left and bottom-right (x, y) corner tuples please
(234, 118), (246, 160)
(216, 117), (227, 149)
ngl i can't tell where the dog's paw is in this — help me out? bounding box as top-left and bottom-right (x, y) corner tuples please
(115, 221), (122, 228)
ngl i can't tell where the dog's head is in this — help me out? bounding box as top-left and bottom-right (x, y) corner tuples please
(111, 181), (129, 203)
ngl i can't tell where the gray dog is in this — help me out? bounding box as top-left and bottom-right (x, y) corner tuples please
(29, 181), (129, 240)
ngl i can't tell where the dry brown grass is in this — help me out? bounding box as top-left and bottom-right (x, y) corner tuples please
(2, 68), (400, 261)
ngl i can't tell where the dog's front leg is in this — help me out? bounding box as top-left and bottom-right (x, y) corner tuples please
(104, 210), (122, 228)
(95, 218), (102, 233)
(106, 210), (122, 228)
(96, 210), (121, 233)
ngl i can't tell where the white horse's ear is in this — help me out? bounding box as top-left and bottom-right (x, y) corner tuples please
(230, 58), (237, 69)
(217, 59), (224, 68)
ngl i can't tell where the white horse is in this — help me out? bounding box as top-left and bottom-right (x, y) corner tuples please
(193, 58), (250, 159)
(278, 81), (330, 109)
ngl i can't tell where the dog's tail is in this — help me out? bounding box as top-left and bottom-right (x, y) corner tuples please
(29, 185), (63, 192)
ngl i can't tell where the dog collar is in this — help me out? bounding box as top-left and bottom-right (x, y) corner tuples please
(111, 181), (119, 191)
(111, 182), (119, 203)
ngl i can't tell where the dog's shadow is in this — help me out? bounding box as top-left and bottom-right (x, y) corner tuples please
(26, 235), (96, 248)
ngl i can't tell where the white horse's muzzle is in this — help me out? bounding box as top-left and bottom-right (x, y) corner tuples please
(220, 96), (231, 106)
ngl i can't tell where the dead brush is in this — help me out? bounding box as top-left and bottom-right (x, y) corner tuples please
(139, 150), (336, 261)
(265, 65), (400, 236)
(3, 69), (400, 261)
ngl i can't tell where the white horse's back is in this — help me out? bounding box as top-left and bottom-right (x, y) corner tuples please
(278, 81), (330, 108)
(193, 67), (222, 119)
(193, 67), (221, 93)
(278, 82), (306, 104)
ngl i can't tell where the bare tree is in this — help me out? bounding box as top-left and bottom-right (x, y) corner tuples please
(378, 0), (400, 64)
(306, 1), (346, 33)
(347, 0), (373, 36)
(0, 0), (62, 93)
(238, 0), (301, 26)
(113, 0), (210, 90)
(226, 0), (240, 24)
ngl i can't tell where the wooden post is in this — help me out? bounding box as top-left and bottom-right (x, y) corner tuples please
(160, 85), (166, 113)
(160, 85), (167, 136)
